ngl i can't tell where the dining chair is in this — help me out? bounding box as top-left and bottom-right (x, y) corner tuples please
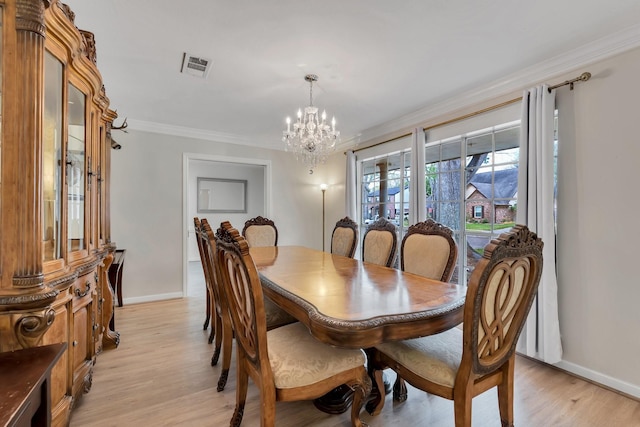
(198, 219), (234, 391)
(391, 219), (459, 401)
(402, 218), (458, 282)
(193, 217), (214, 342)
(362, 217), (398, 267)
(200, 219), (296, 392)
(242, 215), (278, 247)
(331, 216), (359, 258)
(367, 224), (543, 427)
(215, 221), (371, 427)
(240, 216), (296, 328)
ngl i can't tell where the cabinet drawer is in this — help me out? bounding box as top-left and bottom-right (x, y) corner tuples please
(73, 272), (96, 305)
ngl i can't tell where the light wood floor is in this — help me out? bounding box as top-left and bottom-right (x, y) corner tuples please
(70, 270), (640, 426)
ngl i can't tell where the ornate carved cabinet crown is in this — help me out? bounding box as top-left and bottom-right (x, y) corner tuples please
(0, 1), (119, 425)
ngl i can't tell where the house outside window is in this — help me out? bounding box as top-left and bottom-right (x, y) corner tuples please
(360, 150), (410, 247)
(425, 121), (520, 284)
(356, 105), (559, 286)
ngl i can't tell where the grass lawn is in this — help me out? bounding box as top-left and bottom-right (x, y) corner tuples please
(465, 222), (515, 231)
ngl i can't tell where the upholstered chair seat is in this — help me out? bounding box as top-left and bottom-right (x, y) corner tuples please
(268, 322), (367, 389)
(375, 328), (461, 389)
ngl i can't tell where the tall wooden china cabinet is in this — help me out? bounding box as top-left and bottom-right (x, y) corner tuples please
(0, 1), (119, 425)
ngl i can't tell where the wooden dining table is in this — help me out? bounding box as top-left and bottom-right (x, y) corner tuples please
(250, 245), (467, 413)
(251, 245), (466, 348)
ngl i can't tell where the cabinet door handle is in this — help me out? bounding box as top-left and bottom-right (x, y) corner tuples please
(72, 340), (78, 347)
(75, 282), (91, 298)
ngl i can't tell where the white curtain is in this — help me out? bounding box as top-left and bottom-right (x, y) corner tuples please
(516, 85), (563, 363)
(345, 150), (357, 221)
(409, 128), (426, 225)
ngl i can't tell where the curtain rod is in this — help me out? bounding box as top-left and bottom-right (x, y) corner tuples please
(348, 71), (591, 154)
(349, 97), (520, 154)
(548, 72), (591, 92)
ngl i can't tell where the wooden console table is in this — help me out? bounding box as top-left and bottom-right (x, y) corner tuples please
(108, 249), (126, 307)
(0, 343), (67, 427)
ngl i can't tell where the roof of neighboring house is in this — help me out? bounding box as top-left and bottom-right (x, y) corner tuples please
(369, 187), (402, 197)
(468, 168), (518, 201)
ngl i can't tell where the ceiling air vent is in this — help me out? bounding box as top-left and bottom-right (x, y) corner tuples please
(180, 52), (212, 78)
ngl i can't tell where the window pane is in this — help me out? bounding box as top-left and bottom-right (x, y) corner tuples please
(68, 84), (86, 252)
(359, 151), (409, 255)
(436, 170), (461, 202)
(44, 52), (64, 260)
(359, 121), (522, 283)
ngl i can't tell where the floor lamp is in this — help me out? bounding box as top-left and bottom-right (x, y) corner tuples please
(320, 184), (327, 251)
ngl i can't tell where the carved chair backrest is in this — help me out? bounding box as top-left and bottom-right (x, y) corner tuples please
(199, 219), (228, 318)
(194, 217), (206, 276)
(331, 216), (359, 258)
(401, 219), (458, 282)
(362, 218), (398, 267)
(194, 217), (215, 298)
(461, 224), (543, 378)
(242, 216), (278, 247)
(215, 221), (273, 378)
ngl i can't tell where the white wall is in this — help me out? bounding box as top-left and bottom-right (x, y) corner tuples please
(553, 46), (640, 395)
(110, 131), (332, 303)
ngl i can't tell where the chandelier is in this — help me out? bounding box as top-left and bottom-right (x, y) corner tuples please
(283, 74), (340, 174)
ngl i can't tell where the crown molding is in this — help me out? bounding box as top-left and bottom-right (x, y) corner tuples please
(342, 22), (640, 149)
(125, 119), (250, 146)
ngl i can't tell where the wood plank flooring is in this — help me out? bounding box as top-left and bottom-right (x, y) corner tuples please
(70, 269), (640, 426)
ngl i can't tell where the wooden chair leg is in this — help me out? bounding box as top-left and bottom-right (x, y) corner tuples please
(211, 313), (223, 366)
(498, 357), (515, 427)
(203, 288), (211, 330)
(349, 372), (372, 427)
(217, 317), (233, 391)
(207, 292), (216, 344)
(259, 381), (277, 427)
(365, 369), (386, 416)
(453, 380), (473, 427)
(231, 358), (248, 427)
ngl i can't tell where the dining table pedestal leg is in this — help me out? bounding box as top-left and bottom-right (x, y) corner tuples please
(313, 374), (391, 414)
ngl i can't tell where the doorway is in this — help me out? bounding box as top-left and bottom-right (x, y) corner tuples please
(183, 153), (271, 297)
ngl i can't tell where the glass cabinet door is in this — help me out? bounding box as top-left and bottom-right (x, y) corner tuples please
(0, 9), (3, 225)
(67, 83), (86, 252)
(43, 52), (63, 261)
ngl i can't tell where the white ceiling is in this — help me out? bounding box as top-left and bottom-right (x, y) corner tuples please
(63, 1), (640, 150)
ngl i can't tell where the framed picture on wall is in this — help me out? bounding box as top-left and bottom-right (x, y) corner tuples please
(197, 177), (247, 213)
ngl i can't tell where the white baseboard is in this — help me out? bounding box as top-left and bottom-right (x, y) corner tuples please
(554, 360), (640, 400)
(122, 292), (183, 305)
